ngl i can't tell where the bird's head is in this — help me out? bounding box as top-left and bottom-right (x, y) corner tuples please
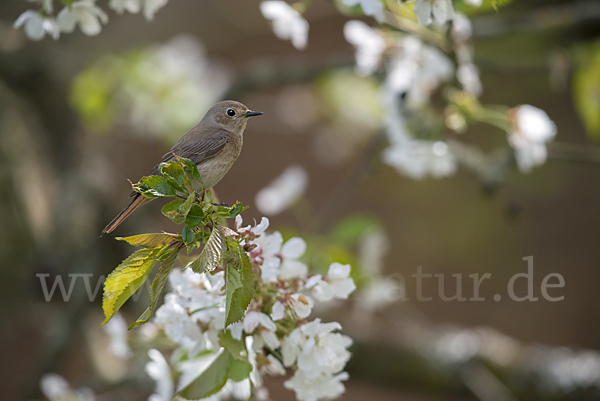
(205, 100), (263, 134)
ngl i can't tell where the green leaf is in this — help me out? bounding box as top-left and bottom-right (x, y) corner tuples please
(228, 359), (252, 382)
(162, 193), (195, 225)
(116, 233), (178, 248)
(194, 230), (208, 243)
(228, 202), (244, 217)
(101, 247), (166, 325)
(162, 199), (185, 224)
(160, 161), (191, 193)
(178, 156), (203, 186)
(188, 225), (225, 274)
(176, 349), (252, 400)
(219, 330), (248, 361)
(574, 43), (600, 139)
(185, 204), (204, 228)
(180, 192), (196, 217)
(129, 247), (178, 329)
(177, 350), (230, 400)
(133, 175), (177, 198)
(224, 242), (254, 327)
(217, 225), (238, 238)
(182, 226), (194, 243)
(186, 204), (205, 228)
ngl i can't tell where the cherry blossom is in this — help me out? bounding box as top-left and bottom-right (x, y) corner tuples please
(508, 105), (557, 173)
(146, 349), (174, 401)
(13, 10), (60, 41)
(413, 0), (454, 26)
(307, 263), (357, 302)
(260, 1), (309, 50)
(255, 165), (309, 216)
(56, 0), (108, 36)
(341, 0), (385, 23)
(344, 20), (386, 76)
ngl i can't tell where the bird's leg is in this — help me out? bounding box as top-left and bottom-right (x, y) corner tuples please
(211, 202), (229, 207)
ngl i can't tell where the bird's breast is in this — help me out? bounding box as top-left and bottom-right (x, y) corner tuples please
(194, 134), (243, 190)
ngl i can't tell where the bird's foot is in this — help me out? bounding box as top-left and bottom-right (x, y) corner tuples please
(211, 202), (229, 207)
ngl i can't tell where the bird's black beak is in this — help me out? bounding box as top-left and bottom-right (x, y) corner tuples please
(244, 110), (263, 118)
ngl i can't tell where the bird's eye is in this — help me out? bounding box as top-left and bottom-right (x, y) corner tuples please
(226, 109), (236, 117)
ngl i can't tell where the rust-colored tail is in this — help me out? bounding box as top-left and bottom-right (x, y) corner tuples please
(102, 194), (150, 234)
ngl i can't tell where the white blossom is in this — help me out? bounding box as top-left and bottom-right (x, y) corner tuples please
(508, 105), (557, 173)
(308, 263), (356, 302)
(341, 0), (385, 23)
(253, 231), (283, 283)
(358, 277), (404, 311)
(13, 10), (60, 41)
(413, 0), (454, 26)
(464, 0), (482, 6)
(284, 371), (349, 401)
(289, 293), (314, 317)
(386, 36), (454, 107)
(279, 237), (308, 279)
(384, 137), (457, 180)
(146, 211), (355, 400)
(40, 374), (95, 401)
(243, 219), (309, 283)
(109, 0), (141, 14)
(381, 105), (456, 180)
(142, 0), (169, 20)
(243, 312), (281, 350)
(451, 13), (472, 42)
(270, 300), (285, 321)
(154, 294), (206, 357)
(260, 1), (309, 50)
(255, 165), (309, 216)
(260, 354), (287, 376)
(230, 379), (252, 400)
(457, 63), (482, 97)
(281, 319), (352, 400)
(273, 293), (314, 321)
(109, 0), (168, 21)
(344, 20), (386, 76)
(56, 0), (108, 36)
(244, 311), (277, 333)
(146, 349), (174, 401)
(281, 319), (351, 371)
(434, 328), (480, 364)
(102, 312), (131, 359)
(235, 215), (269, 235)
(297, 320), (352, 377)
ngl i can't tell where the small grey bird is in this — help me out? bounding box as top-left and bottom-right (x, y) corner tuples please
(102, 100), (262, 234)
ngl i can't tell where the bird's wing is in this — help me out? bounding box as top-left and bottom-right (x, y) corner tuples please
(149, 129), (230, 176)
(128, 130), (230, 197)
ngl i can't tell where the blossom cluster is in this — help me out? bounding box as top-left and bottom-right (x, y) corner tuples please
(258, 0), (558, 177)
(15, 0), (560, 175)
(146, 215), (356, 401)
(13, 0), (169, 41)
